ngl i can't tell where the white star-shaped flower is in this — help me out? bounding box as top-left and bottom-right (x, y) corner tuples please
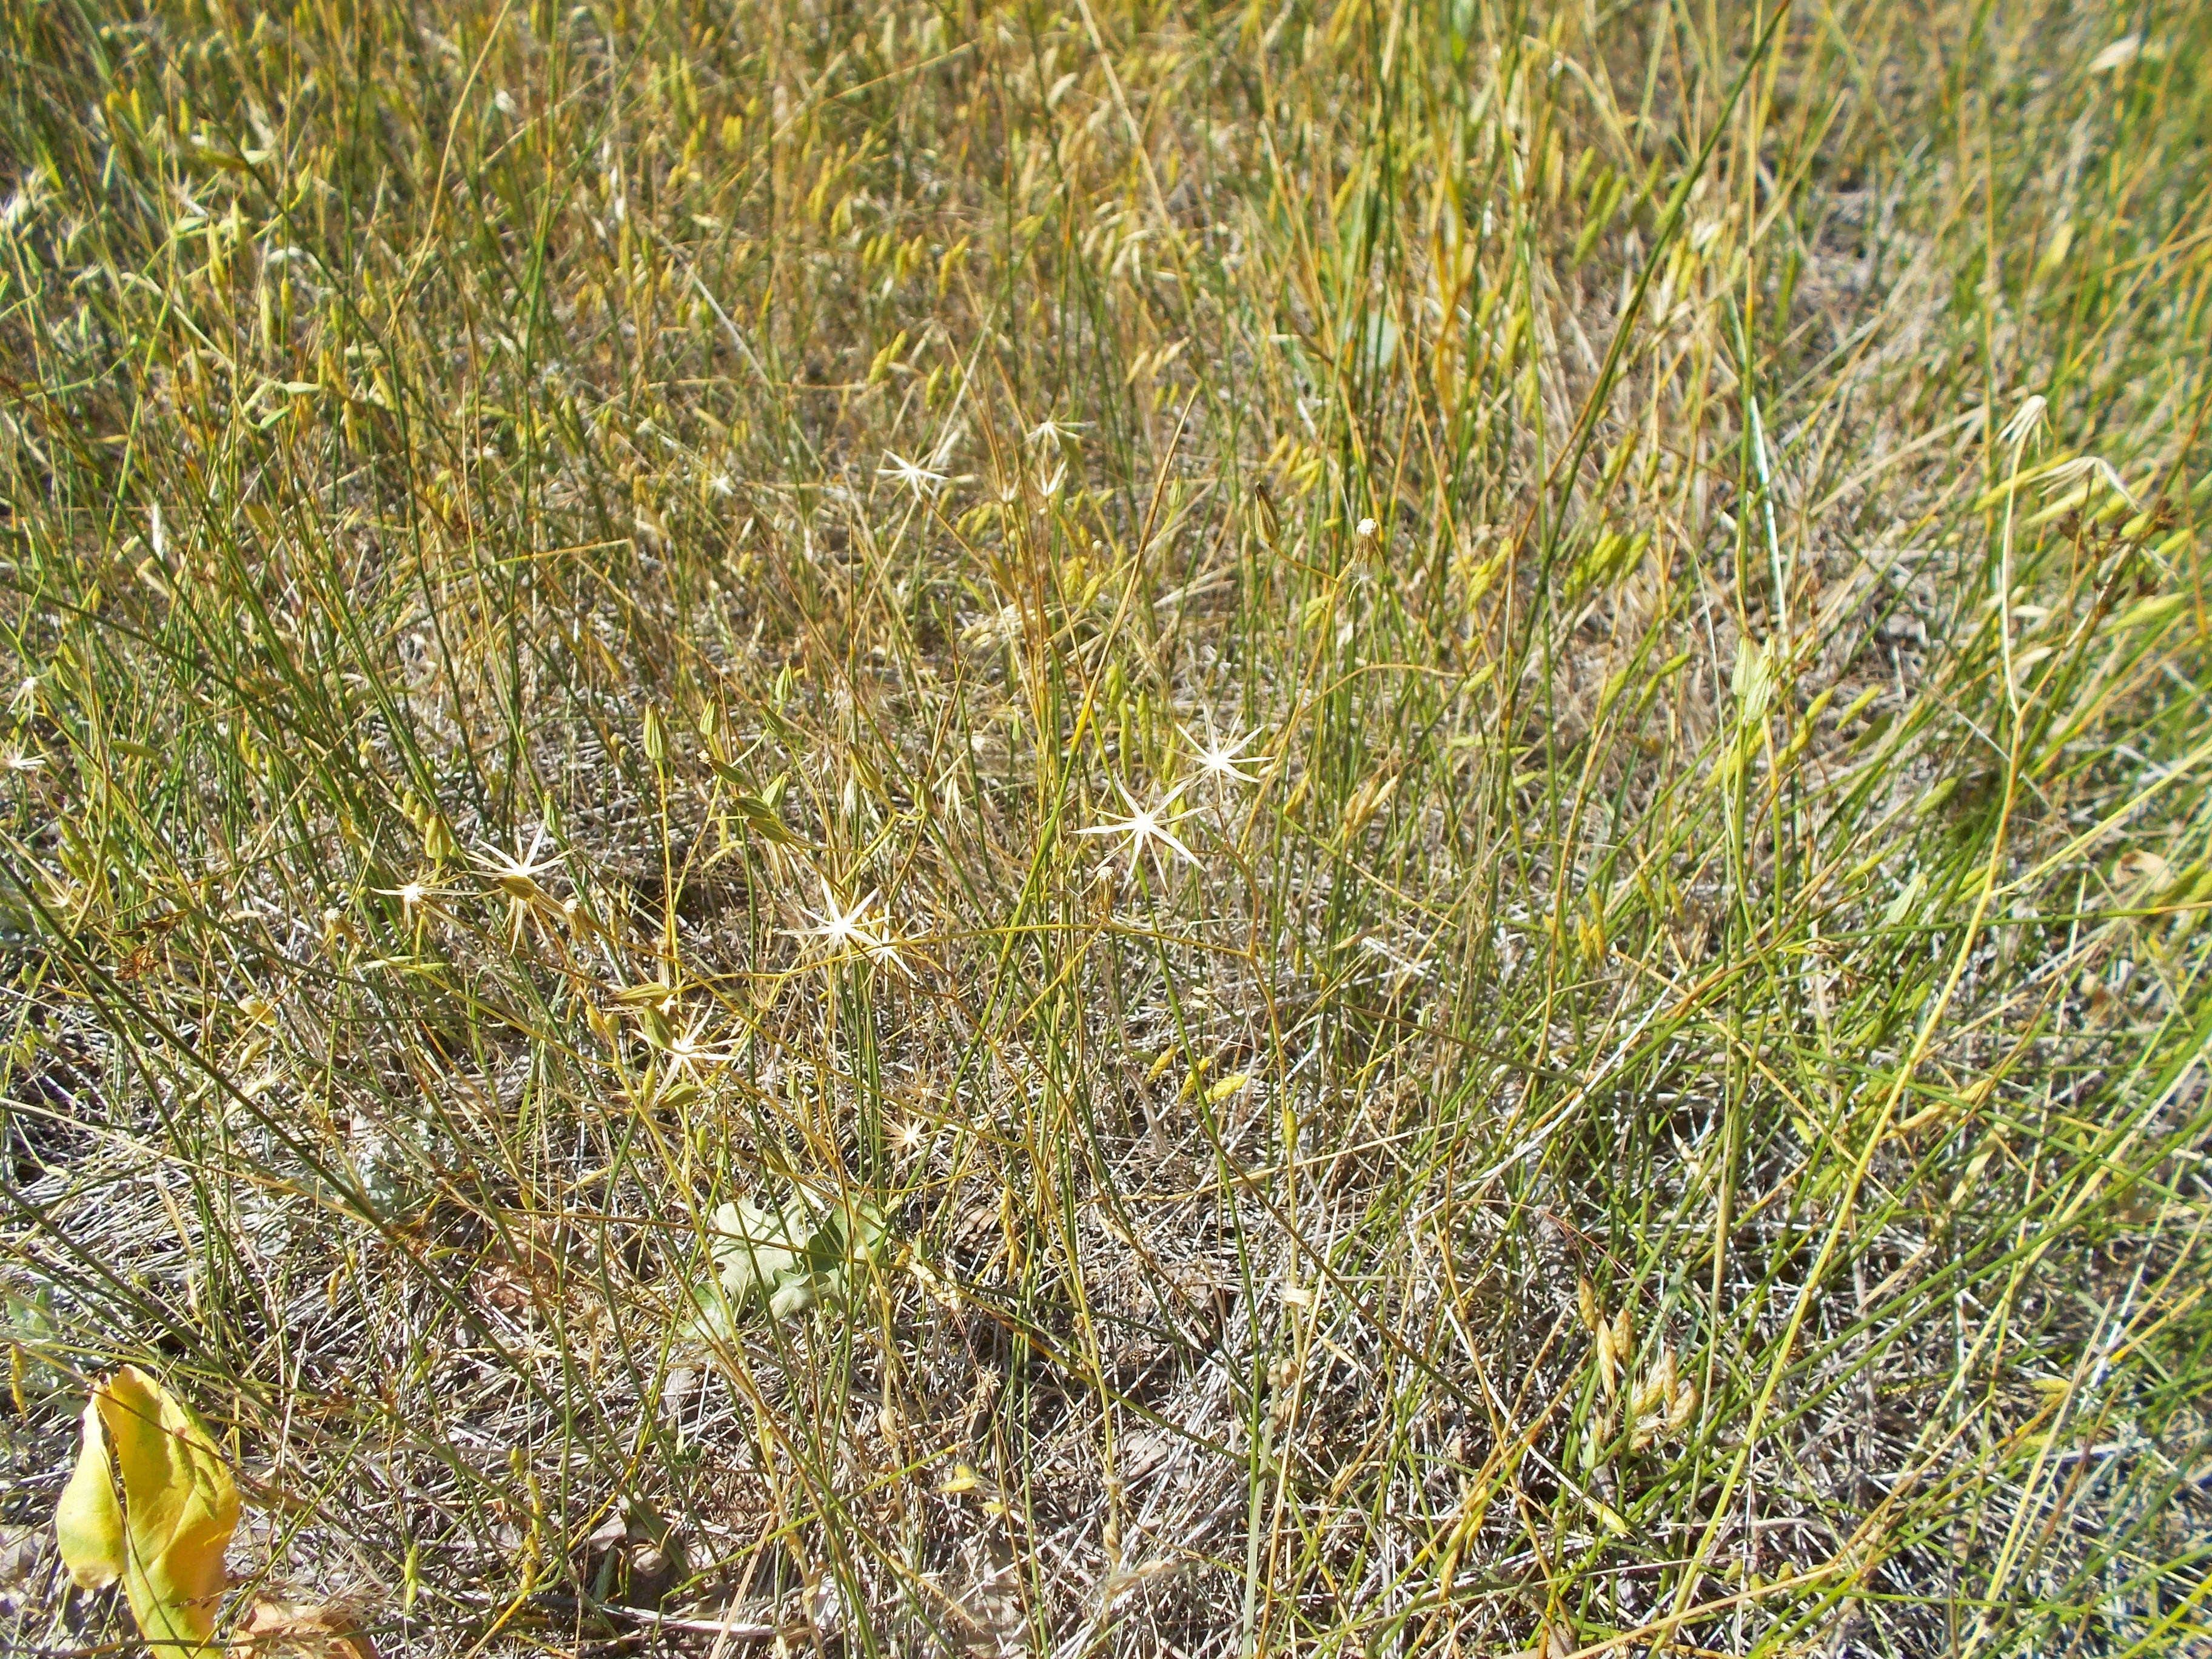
(472, 828), (560, 939)
(472, 826), (557, 897)
(1182, 721), (1267, 788)
(375, 876), (446, 919)
(665, 1012), (742, 1075)
(1076, 781), (1199, 880)
(860, 920), (917, 980)
(879, 451), (947, 498)
(789, 877), (914, 977)
(794, 876), (879, 952)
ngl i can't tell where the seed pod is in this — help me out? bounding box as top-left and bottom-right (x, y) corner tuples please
(1577, 1274), (1599, 1333)
(1667, 1370), (1700, 1435)
(1634, 1346), (1675, 1421)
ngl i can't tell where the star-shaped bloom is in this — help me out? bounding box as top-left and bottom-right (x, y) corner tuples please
(794, 876), (880, 954)
(375, 876), (447, 919)
(472, 826), (557, 899)
(472, 828), (560, 940)
(879, 451), (947, 498)
(1025, 417), (1090, 448)
(789, 876), (913, 977)
(859, 919), (917, 980)
(665, 1011), (742, 1075)
(1182, 721), (1267, 788)
(1077, 781), (1199, 880)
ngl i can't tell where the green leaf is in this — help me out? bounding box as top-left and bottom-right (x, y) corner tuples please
(709, 1199), (808, 1309)
(697, 1192), (891, 1330)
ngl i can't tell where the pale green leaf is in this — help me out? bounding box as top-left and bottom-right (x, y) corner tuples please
(55, 1396), (124, 1590)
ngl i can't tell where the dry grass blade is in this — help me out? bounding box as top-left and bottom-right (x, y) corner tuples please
(1, 1), (2208, 1655)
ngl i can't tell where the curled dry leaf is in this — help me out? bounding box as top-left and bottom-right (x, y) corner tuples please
(0, 1522), (49, 1610)
(229, 1600), (380, 1659)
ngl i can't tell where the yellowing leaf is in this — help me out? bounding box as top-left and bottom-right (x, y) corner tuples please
(55, 1396), (124, 1589)
(63, 1366), (241, 1654)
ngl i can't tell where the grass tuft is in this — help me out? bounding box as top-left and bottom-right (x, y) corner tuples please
(2, 1), (2210, 1654)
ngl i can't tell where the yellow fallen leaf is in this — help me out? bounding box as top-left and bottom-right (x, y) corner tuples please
(55, 1396), (124, 1589)
(55, 1366), (241, 1654)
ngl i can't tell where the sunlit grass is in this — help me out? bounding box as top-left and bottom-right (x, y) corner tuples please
(2, 1), (2209, 1654)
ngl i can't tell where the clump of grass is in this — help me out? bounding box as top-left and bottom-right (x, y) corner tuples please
(2, 0), (2209, 1654)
